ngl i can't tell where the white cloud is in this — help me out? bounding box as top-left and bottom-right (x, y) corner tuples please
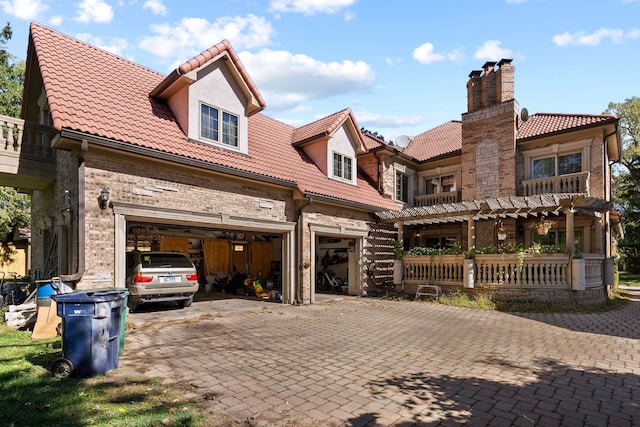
(139, 15), (275, 59)
(343, 9), (355, 21)
(552, 28), (640, 46)
(48, 15), (63, 26)
(74, 0), (114, 24)
(474, 40), (512, 60)
(0, 0), (48, 20)
(354, 111), (426, 128)
(143, 0), (167, 16)
(413, 43), (445, 64)
(269, 0), (356, 15)
(413, 43), (462, 65)
(238, 49), (375, 111)
(75, 32), (129, 57)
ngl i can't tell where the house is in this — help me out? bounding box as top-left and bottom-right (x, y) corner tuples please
(0, 23), (621, 306)
(6, 22), (402, 306)
(370, 61), (622, 303)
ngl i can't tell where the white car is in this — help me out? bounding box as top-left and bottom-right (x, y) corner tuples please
(125, 251), (199, 311)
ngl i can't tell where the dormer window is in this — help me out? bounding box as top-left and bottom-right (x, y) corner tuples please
(333, 152), (353, 181)
(200, 102), (239, 148)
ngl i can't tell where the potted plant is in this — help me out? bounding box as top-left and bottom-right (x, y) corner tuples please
(530, 219), (555, 235)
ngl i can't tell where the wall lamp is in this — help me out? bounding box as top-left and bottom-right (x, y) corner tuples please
(98, 187), (110, 210)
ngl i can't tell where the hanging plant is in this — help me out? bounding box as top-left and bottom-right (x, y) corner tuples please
(529, 219), (555, 235)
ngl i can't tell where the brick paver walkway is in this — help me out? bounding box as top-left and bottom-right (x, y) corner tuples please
(118, 297), (640, 426)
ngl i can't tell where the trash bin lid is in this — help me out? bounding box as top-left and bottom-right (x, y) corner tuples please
(51, 290), (126, 303)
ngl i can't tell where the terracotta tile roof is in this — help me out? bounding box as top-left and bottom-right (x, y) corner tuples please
(251, 114), (398, 210)
(28, 22), (396, 211)
(403, 120), (462, 161)
(292, 108), (367, 149)
(517, 113), (617, 141)
(362, 133), (385, 150)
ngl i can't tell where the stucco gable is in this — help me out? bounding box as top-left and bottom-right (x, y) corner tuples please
(151, 39), (265, 117)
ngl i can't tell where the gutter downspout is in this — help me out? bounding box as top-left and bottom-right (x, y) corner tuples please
(295, 196), (312, 305)
(60, 140), (87, 284)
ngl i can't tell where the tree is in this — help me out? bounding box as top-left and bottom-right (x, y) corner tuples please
(0, 22), (25, 117)
(606, 97), (640, 272)
(0, 22), (30, 265)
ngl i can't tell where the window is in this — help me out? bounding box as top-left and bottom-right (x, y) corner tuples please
(533, 152), (581, 179)
(426, 174), (456, 194)
(200, 103), (239, 147)
(396, 172), (409, 202)
(333, 153), (353, 181)
(534, 229), (583, 253)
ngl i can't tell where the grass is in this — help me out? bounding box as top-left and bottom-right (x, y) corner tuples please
(437, 291), (496, 310)
(421, 289), (630, 313)
(0, 321), (216, 427)
(619, 271), (640, 286)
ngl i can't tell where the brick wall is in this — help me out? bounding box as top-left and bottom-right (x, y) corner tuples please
(461, 100), (519, 201)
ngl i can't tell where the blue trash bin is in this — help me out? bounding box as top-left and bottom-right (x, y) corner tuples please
(51, 290), (126, 378)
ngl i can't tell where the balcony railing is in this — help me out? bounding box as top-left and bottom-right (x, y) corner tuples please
(414, 191), (461, 207)
(522, 172), (590, 196)
(1, 115), (55, 159)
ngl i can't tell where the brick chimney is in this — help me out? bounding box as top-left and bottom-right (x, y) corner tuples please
(462, 59), (519, 200)
(496, 58), (514, 103)
(466, 59), (514, 113)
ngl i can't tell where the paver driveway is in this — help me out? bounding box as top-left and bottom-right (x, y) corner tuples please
(118, 297), (640, 426)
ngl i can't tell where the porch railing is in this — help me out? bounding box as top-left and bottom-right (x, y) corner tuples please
(522, 172), (589, 196)
(583, 254), (604, 289)
(474, 254), (570, 288)
(403, 255), (465, 286)
(399, 252), (605, 292)
(414, 191), (461, 207)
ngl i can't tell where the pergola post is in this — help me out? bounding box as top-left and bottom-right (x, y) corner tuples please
(565, 208), (575, 256)
(595, 216), (603, 254)
(467, 215), (475, 251)
(396, 221), (404, 245)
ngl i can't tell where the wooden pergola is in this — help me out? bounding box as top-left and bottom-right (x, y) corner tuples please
(376, 193), (614, 256)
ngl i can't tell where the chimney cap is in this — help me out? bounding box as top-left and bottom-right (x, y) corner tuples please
(468, 70), (483, 78)
(497, 58), (513, 66)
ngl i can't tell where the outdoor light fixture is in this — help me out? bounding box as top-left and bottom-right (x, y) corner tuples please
(98, 187), (110, 210)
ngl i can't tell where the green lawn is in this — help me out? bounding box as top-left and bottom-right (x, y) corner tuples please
(619, 271), (640, 286)
(0, 322), (219, 427)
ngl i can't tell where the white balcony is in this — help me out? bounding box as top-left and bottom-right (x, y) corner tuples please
(414, 191), (461, 207)
(522, 172), (590, 196)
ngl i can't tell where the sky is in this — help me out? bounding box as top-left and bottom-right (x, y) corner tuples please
(2, 0), (639, 143)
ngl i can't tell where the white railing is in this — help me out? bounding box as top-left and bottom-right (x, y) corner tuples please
(474, 254), (570, 288)
(1, 115), (54, 159)
(402, 255), (465, 286)
(399, 252), (605, 292)
(522, 172), (590, 196)
(583, 254), (604, 289)
(414, 191), (461, 207)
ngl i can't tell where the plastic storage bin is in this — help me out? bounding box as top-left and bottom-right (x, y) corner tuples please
(50, 290), (126, 378)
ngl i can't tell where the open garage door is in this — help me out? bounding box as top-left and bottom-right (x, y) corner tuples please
(124, 221), (287, 304)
